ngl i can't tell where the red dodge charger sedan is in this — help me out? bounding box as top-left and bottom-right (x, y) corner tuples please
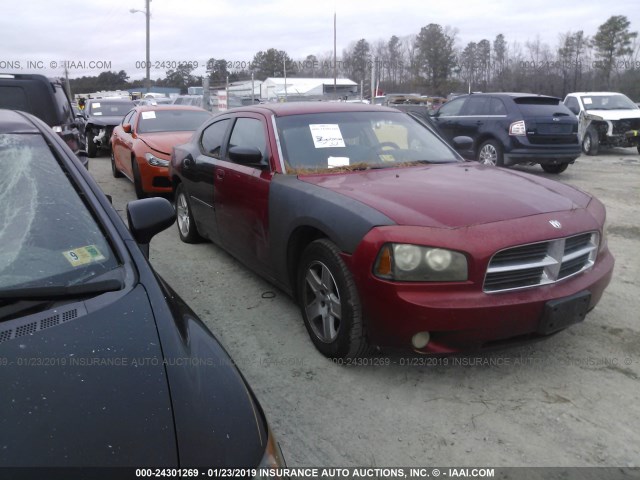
(169, 102), (614, 358)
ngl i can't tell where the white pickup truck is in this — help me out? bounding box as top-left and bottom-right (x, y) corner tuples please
(563, 91), (640, 155)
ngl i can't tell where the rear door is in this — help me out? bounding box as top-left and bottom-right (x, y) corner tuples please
(183, 116), (233, 242)
(213, 114), (273, 273)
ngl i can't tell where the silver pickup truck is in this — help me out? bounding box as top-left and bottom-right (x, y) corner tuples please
(563, 91), (640, 155)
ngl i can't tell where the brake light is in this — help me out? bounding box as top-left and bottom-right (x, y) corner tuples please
(509, 120), (526, 136)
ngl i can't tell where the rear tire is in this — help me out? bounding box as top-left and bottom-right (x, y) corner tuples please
(582, 127), (599, 155)
(477, 140), (504, 167)
(541, 163), (569, 174)
(132, 159), (146, 199)
(175, 183), (203, 243)
(297, 239), (370, 359)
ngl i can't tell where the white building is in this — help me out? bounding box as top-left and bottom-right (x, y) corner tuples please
(260, 77), (358, 101)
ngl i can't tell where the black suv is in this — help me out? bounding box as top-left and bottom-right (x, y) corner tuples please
(431, 93), (581, 173)
(0, 73), (88, 167)
(83, 98), (135, 157)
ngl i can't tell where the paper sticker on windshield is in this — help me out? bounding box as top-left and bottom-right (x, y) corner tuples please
(583, 98), (592, 105)
(93, 112), (102, 116)
(93, 103), (101, 108)
(141, 111), (156, 119)
(309, 124), (345, 148)
(63, 245), (105, 267)
(328, 156), (350, 168)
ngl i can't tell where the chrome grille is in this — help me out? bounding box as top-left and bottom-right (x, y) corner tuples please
(484, 232), (599, 293)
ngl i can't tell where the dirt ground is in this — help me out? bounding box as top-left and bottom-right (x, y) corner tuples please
(89, 148), (639, 468)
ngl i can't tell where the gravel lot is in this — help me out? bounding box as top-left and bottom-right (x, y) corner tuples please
(89, 148), (639, 468)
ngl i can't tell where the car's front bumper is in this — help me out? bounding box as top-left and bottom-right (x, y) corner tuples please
(347, 213), (614, 354)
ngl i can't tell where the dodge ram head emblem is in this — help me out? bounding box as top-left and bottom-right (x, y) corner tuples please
(549, 220), (562, 229)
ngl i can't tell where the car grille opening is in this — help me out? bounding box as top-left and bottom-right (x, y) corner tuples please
(484, 232), (599, 293)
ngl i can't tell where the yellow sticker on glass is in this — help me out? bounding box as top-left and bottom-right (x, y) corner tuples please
(63, 245), (106, 267)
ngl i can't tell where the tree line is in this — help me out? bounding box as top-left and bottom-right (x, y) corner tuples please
(69, 15), (639, 100)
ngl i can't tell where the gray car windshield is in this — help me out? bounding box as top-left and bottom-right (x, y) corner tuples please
(580, 94), (638, 110)
(0, 133), (119, 290)
(137, 109), (211, 133)
(89, 101), (134, 116)
(275, 111), (460, 173)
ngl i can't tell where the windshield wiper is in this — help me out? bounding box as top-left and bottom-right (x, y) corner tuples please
(0, 278), (123, 301)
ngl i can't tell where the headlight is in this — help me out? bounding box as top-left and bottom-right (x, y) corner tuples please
(145, 152), (169, 167)
(254, 424), (286, 478)
(374, 243), (468, 282)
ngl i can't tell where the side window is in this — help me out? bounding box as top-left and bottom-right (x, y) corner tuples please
(489, 98), (507, 115)
(201, 119), (231, 158)
(564, 96), (579, 113)
(462, 97), (490, 116)
(227, 118), (267, 160)
(438, 97), (465, 116)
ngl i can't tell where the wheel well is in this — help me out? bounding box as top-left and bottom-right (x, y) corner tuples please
(172, 176), (181, 190)
(474, 135), (500, 154)
(287, 226), (328, 300)
(588, 121), (608, 141)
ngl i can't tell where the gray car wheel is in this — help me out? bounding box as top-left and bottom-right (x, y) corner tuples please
(175, 183), (203, 243)
(477, 140), (504, 167)
(298, 239), (370, 359)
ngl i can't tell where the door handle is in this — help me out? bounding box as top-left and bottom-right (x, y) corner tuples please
(216, 169), (225, 180)
(476, 121), (483, 125)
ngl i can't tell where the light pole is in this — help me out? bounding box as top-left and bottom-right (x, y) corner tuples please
(130, 0), (151, 91)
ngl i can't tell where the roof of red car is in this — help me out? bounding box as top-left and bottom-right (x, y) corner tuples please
(134, 105), (207, 112)
(226, 102), (401, 117)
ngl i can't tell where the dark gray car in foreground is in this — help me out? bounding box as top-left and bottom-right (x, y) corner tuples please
(0, 110), (284, 474)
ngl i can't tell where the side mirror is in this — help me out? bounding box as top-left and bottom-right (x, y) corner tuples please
(126, 197), (176, 257)
(452, 136), (473, 151)
(123, 124), (132, 134)
(228, 145), (265, 167)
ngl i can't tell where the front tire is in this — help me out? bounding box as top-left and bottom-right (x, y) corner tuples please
(297, 239), (369, 359)
(582, 127), (599, 155)
(477, 140), (504, 167)
(541, 163), (569, 174)
(132, 159), (146, 199)
(175, 183), (203, 243)
(86, 131), (97, 158)
(111, 151), (123, 178)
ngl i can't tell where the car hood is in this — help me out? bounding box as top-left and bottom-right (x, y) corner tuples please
(138, 132), (194, 155)
(298, 163), (592, 228)
(87, 115), (125, 127)
(0, 286), (177, 466)
(584, 109), (640, 121)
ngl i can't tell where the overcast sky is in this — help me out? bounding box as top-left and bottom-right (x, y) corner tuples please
(1, 0), (638, 80)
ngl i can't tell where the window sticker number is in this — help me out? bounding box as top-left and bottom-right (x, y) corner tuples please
(309, 124), (346, 148)
(63, 245), (106, 267)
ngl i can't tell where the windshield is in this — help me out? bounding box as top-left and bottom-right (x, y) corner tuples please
(0, 133), (120, 291)
(89, 101), (134, 116)
(580, 94), (638, 110)
(137, 109), (211, 133)
(275, 111), (460, 173)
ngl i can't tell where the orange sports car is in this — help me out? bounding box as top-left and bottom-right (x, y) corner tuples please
(111, 105), (212, 198)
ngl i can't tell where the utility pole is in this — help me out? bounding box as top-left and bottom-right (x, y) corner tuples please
(333, 11), (337, 98)
(283, 58), (287, 102)
(145, 0), (151, 91)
